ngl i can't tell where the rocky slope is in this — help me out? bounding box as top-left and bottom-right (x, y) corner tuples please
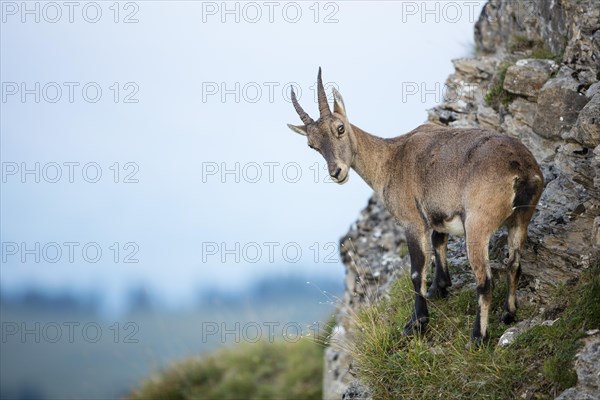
(323, 1), (600, 398)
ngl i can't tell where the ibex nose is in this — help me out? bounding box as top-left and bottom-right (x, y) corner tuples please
(332, 168), (342, 179)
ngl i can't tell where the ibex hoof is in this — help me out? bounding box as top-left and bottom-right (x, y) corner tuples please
(402, 316), (428, 337)
(501, 311), (517, 325)
(427, 285), (449, 299)
(469, 334), (489, 348)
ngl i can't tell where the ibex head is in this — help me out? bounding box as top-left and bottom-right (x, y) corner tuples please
(287, 68), (354, 184)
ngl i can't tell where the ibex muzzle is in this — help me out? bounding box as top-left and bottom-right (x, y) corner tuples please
(287, 69), (544, 346)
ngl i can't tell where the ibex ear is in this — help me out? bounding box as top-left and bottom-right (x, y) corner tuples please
(332, 87), (346, 117)
(287, 124), (308, 136)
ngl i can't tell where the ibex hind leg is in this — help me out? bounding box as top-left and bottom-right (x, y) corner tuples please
(427, 231), (451, 299)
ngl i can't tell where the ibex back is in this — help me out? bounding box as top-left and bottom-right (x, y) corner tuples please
(287, 69), (544, 345)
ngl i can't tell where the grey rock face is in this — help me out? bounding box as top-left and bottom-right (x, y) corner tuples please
(325, 1), (600, 399)
(452, 57), (496, 80)
(533, 70), (589, 140)
(556, 336), (600, 400)
(475, 0), (568, 56)
(476, 104), (500, 130)
(574, 94), (600, 147)
(594, 216), (600, 247)
(562, 2), (600, 85)
(503, 59), (558, 99)
(587, 83), (600, 99)
(340, 382), (371, 400)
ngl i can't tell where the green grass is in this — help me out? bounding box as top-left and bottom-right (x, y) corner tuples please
(128, 337), (327, 400)
(508, 34), (564, 63)
(350, 264), (600, 399)
(530, 47), (557, 61)
(399, 243), (409, 258)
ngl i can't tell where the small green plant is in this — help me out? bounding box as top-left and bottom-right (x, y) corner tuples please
(508, 34), (540, 53)
(508, 34), (563, 63)
(349, 264), (600, 399)
(530, 47), (556, 60)
(484, 62), (515, 110)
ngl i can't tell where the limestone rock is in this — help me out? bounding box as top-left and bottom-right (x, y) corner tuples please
(324, 340), (355, 400)
(574, 94), (600, 147)
(587, 82), (600, 99)
(533, 70), (589, 140)
(555, 336), (600, 400)
(498, 318), (542, 347)
(340, 382), (371, 400)
(477, 104), (500, 130)
(508, 98), (538, 127)
(561, 1), (600, 85)
(475, 0), (568, 56)
(503, 59), (558, 98)
(593, 216), (600, 248)
(452, 57), (496, 80)
(501, 114), (557, 162)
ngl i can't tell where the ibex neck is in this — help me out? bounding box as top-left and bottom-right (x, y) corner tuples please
(350, 124), (390, 196)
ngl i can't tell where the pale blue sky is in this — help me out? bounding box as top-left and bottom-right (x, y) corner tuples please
(1, 1), (485, 313)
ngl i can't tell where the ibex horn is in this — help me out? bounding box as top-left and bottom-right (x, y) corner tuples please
(317, 67), (331, 117)
(291, 86), (314, 125)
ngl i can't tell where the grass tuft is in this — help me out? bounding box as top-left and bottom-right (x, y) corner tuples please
(349, 264), (600, 399)
(484, 61), (515, 110)
(128, 338), (325, 400)
(508, 34), (564, 63)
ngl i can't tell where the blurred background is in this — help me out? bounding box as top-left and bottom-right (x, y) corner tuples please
(1, 1), (484, 398)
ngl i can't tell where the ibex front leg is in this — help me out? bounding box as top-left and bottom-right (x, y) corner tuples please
(403, 229), (431, 336)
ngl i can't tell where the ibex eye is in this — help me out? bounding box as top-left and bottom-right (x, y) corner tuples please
(338, 125), (345, 135)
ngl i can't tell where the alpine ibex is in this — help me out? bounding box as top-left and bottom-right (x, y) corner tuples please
(287, 69), (544, 344)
